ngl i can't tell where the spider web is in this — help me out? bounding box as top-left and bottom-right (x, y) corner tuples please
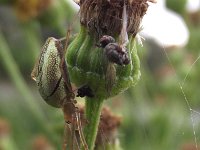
(161, 43), (200, 150)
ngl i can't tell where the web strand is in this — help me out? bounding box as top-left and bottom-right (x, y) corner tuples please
(182, 53), (200, 87)
(160, 44), (199, 150)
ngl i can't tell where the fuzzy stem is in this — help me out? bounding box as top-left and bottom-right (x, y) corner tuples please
(85, 97), (104, 150)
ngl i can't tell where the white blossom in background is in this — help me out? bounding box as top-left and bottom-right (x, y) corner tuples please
(186, 0), (200, 13)
(68, 0), (80, 11)
(140, 0), (189, 48)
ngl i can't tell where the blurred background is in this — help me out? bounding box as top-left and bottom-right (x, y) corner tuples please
(0, 0), (200, 149)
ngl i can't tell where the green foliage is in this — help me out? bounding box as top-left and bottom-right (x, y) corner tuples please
(1, 1), (200, 150)
(166, 0), (187, 15)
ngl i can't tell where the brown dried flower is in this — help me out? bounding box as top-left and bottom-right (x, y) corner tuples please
(79, 0), (151, 40)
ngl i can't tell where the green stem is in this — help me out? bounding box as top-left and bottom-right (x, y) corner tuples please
(85, 97), (104, 150)
(0, 32), (41, 119)
(20, 21), (41, 60)
(0, 32), (59, 145)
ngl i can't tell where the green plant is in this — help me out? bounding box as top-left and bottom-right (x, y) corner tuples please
(65, 0), (152, 149)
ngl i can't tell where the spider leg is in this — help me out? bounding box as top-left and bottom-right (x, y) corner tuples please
(75, 110), (88, 150)
(63, 103), (80, 150)
(59, 26), (73, 94)
(63, 121), (80, 150)
(71, 114), (80, 150)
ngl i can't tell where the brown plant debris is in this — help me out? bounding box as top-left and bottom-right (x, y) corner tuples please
(0, 118), (10, 138)
(96, 106), (121, 146)
(31, 135), (55, 150)
(180, 142), (200, 150)
(78, 105), (121, 146)
(79, 0), (154, 40)
(14, 0), (52, 21)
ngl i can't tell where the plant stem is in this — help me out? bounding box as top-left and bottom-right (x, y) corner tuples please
(0, 32), (41, 119)
(0, 32), (59, 144)
(85, 97), (104, 150)
(20, 21), (41, 60)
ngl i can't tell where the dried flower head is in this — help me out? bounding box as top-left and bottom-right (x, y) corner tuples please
(79, 0), (152, 40)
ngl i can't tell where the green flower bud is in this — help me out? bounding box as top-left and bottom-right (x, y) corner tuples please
(66, 0), (149, 99)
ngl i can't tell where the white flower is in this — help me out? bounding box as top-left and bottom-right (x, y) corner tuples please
(140, 0), (189, 48)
